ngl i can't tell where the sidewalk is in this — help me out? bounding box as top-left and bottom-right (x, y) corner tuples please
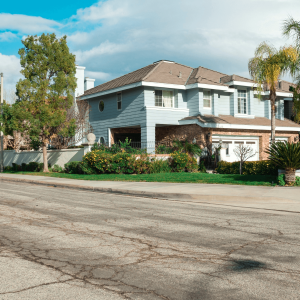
(1, 173), (300, 213)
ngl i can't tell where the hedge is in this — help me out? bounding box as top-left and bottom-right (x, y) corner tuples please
(216, 160), (278, 176)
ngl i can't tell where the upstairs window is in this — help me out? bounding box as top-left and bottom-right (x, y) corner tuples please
(117, 92), (122, 110)
(155, 90), (173, 108)
(203, 91), (211, 108)
(238, 90), (247, 114)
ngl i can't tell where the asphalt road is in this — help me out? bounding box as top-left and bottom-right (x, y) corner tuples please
(0, 181), (300, 300)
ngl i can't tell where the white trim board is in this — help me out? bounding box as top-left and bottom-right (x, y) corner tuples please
(179, 118), (300, 132)
(145, 106), (189, 112)
(78, 81), (236, 100)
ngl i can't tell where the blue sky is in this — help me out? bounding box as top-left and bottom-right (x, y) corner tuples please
(0, 0), (299, 95)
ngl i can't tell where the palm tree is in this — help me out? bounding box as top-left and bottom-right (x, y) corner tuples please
(265, 141), (300, 185)
(248, 42), (298, 143)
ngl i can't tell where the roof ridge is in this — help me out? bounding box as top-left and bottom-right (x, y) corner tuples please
(199, 76), (227, 86)
(184, 68), (195, 85)
(173, 62), (193, 69)
(197, 65), (228, 77)
(142, 61), (163, 81)
(233, 74), (254, 82)
(85, 63), (156, 94)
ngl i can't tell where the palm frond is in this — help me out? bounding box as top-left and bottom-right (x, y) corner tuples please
(283, 17), (300, 48)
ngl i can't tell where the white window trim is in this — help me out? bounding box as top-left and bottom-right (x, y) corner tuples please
(154, 89), (175, 108)
(117, 92), (122, 111)
(237, 89), (247, 115)
(203, 90), (211, 109)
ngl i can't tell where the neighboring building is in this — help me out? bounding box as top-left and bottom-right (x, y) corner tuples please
(78, 60), (300, 161)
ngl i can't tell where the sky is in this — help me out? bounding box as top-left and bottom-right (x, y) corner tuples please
(0, 0), (300, 95)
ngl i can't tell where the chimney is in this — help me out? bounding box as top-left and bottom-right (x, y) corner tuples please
(84, 77), (95, 91)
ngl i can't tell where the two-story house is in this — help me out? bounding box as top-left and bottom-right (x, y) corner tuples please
(78, 60), (300, 161)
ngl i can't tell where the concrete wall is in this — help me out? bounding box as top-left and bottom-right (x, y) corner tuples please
(4, 148), (85, 168)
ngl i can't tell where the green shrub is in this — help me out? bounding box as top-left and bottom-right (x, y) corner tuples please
(149, 159), (171, 173)
(199, 161), (206, 173)
(27, 162), (39, 172)
(169, 152), (197, 172)
(52, 164), (64, 173)
(216, 160), (277, 176)
(295, 176), (300, 186)
(4, 166), (13, 172)
(278, 174), (285, 186)
(65, 161), (84, 174)
(156, 144), (173, 154)
(21, 163), (27, 171)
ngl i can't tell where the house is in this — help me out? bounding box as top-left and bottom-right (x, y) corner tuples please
(77, 60), (300, 162)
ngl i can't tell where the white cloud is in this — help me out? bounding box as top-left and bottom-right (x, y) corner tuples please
(85, 71), (111, 81)
(0, 53), (21, 92)
(0, 13), (60, 33)
(76, 0), (129, 22)
(0, 31), (17, 42)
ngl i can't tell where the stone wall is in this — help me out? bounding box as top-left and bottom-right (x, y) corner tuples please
(156, 124), (212, 148)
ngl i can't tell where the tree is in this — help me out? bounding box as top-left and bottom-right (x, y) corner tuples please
(172, 139), (202, 157)
(16, 33), (77, 172)
(265, 141), (300, 185)
(283, 17), (300, 123)
(248, 42), (298, 143)
(233, 144), (256, 175)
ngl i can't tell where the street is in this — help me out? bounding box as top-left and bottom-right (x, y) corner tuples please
(0, 181), (300, 300)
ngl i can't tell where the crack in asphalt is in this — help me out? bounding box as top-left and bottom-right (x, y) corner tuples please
(0, 182), (300, 300)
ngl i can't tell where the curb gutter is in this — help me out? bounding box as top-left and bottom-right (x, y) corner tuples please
(0, 176), (287, 203)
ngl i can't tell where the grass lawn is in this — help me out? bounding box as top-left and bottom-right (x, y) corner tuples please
(3, 171), (278, 186)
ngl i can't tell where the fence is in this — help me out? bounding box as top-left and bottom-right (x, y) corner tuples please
(3, 148), (85, 168)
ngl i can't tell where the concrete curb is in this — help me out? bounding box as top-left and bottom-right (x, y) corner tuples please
(0, 176), (288, 203)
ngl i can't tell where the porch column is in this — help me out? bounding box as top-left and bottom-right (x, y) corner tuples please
(141, 125), (155, 154)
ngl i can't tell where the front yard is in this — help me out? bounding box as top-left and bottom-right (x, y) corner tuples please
(4, 171), (277, 186)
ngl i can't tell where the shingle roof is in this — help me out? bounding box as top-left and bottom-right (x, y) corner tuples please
(82, 60), (295, 96)
(181, 114), (300, 128)
(83, 63), (158, 96)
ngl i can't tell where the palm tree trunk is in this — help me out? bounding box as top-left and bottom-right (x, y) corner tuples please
(270, 88), (276, 143)
(285, 168), (296, 185)
(42, 143), (49, 173)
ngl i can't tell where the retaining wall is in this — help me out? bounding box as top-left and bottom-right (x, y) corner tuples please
(4, 148), (85, 168)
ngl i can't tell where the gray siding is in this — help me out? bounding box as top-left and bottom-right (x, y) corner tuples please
(187, 89), (200, 115)
(252, 96), (265, 117)
(146, 109), (189, 127)
(88, 87), (145, 143)
(218, 92), (230, 115)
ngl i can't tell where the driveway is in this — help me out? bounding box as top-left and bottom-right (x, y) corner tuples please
(0, 181), (299, 299)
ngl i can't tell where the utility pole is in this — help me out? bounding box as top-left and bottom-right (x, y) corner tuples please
(0, 73), (3, 173)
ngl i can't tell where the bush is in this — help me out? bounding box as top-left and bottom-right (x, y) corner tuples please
(169, 152), (198, 172)
(216, 160), (278, 176)
(278, 174), (285, 186)
(12, 163), (21, 171)
(27, 162), (40, 172)
(81, 150), (136, 174)
(156, 144), (173, 154)
(51, 164), (64, 173)
(149, 159), (171, 173)
(65, 161), (84, 174)
(4, 166), (13, 172)
(199, 161), (206, 173)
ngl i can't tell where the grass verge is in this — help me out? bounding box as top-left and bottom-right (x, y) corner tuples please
(3, 171), (277, 186)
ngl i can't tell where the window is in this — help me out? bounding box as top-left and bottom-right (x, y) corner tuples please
(155, 90), (173, 108)
(238, 90), (247, 114)
(203, 91), (211, 108)
(99, 100), (104, 112)
(100, 137), (105, 145)
(117, 93), (122, 110)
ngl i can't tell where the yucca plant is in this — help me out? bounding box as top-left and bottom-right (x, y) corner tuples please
(265, 141), (300, 185)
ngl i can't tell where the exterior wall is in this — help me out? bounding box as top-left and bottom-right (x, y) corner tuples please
(218, 92), (230, 115)
(212, 128), (298, 160)
(156, 124), (211, 148)
(88, 87), (146, 145)
(252, 96), (265, 118)
(4, 148), (84, 168)
(187, 88), (200, 115)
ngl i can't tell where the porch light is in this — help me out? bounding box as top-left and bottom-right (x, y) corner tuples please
(219, 139), (223, 146)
